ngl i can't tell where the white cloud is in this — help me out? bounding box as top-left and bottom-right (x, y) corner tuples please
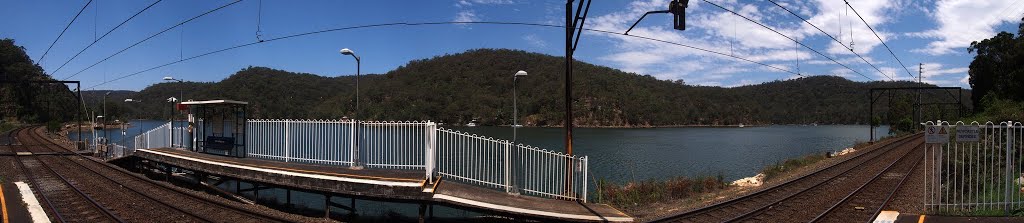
(920, 63), (968, 78)
(522, 34), (547, 48)
(960, 74), (970, 85)
(454, 10), (480, 23)
(584, 0), (903, 86)
(456, 0), (514, 7)
(914, 0), (1023, 55)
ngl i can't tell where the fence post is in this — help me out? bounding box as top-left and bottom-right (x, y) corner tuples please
(1006, 121), (1014, 215)
(504, 140), (511, 194)
(583, 156), (588, 203)
(426, 121), (437, 183)
(285, 120), (291, 162)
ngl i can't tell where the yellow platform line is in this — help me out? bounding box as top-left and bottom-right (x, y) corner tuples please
(918, 215), (925, 223)
(147, 149), (422, 183)
(1, 184), (8, 223)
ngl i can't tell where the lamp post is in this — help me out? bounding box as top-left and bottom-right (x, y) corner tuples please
(163, 76), (184, 148)
(124, 98), (141, 150)
(512, 71), (527, 142)
(96, 115), (104, 156)
(340, 48), (362, 169)
(102, 91), (111, 150)
(511, 70), (528, 195)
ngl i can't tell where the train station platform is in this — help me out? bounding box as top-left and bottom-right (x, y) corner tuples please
(134, 148), (633, 222)
(2, 182), (48, 223)
(875, 211), (1024, 223)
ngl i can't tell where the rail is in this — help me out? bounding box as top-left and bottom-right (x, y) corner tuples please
(129, 119), (590, 202)
(923, 121), (1024, 216)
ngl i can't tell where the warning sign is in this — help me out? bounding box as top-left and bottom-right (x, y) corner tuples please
(956, 126), (980, 142)
(925, 125), (950, 144)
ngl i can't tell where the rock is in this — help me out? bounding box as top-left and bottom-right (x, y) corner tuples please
(731, 173), (765, 187)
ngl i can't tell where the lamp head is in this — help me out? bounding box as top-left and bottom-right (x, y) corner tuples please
(340, 48), (355, 56)
(514, 70), (528, 77)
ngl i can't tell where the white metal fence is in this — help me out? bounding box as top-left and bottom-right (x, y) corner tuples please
(247, 119), (356, 166)
(436, 128), (588, 201)
(924, 121), (1024, 215)
(129, 119), (590, 202)
(362, 121), (433, 169)
(134, 122), (172, 151)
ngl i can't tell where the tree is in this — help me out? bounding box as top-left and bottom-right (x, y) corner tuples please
(967, 17), (1024, 111)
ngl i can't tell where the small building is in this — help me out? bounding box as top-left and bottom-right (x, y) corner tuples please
(180, 100), (248, 158)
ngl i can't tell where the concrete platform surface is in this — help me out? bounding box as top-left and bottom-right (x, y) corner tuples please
(136, 148), (430, 200)
(893, 213), (1024, 223)
(2, 182), (40, 223)
(433, 180), (633, 222)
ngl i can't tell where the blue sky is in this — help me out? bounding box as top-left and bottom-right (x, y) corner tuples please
(2, 0), (1022, 91)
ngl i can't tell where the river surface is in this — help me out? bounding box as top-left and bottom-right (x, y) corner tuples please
(76, 121), (891, 183)
(75, 121), (891, 221)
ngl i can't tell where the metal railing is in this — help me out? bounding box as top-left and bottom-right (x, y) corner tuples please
(130, 119), (590, 202)
(247, 119), (356, 166)
(924, 121), (1024, 215)
(134, 122), (172, 150)
(362, 121), (433, 169)
(437, 127), (588, 201)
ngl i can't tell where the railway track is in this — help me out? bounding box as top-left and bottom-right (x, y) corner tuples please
(651, 133), (922, 223)
(11, 127), (125, 223)
(15, 126), (300, 222)
(810, 139), (925, 223)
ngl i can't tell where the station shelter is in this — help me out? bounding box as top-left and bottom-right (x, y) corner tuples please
(180, 100), (248, 158)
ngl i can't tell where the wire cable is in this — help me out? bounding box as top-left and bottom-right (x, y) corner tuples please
(63, 0), (243, 80)
(845, 0), (915, 80)
(39, 0), (94, 63)
(766, 0), (892, 81)
(702, 0), (879, 81)
(86, 21), (802, 89)
(50, 0), (162, 76)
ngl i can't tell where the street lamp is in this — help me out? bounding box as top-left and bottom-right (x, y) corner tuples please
(124, 98), (141, 149)
(512, 70), (527, 142)
(96, 115), (104, 155)
(163, 76), (184, 148)
(340, 48), (362, 169)
(511, 70), (528, 195)
(102, 91), (111, 152)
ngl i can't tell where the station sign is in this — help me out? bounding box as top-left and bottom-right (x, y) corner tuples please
(955, 126), (980, 142)
(925, 125), (950, 144)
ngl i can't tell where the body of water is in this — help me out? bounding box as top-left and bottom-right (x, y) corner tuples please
(452, 125), (891, 183)
(82, 121), (890, 221)
(75, 121), (891, 182)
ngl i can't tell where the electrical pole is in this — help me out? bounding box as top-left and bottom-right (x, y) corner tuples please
(918, 63), (923, 130)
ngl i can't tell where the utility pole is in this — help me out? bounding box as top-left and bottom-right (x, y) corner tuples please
(921, 62), (929, 128)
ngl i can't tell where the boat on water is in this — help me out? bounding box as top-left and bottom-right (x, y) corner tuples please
(466, 119), (478, 127)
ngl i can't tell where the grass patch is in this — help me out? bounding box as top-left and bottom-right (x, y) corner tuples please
(761, 153), (828, 182)
(595, 175), (729, 207)
(0, 121), (17, 134)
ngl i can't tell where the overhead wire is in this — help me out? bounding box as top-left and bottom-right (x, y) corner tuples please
(765, 0), (892, 81)
(845, 0), (915, 80)
(86, 21), (802, 89)
(50, 0), (162, 76)
(39, 0), (94, 64)
(62, 0), (243, 81)
(701, 0), (879, 81)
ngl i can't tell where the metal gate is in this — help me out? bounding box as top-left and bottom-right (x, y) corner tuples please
(924, 121), (1024, 215)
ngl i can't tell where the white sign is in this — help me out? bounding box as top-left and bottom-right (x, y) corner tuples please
(956, 126), (980, 142)
(925, 125), (950, 144)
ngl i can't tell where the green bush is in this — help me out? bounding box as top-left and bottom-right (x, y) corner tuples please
(762, 153), (827, 181)
(597, 175), (728, 207)
(46, 120), (60, 133)
(966, 94), (1024, 122)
